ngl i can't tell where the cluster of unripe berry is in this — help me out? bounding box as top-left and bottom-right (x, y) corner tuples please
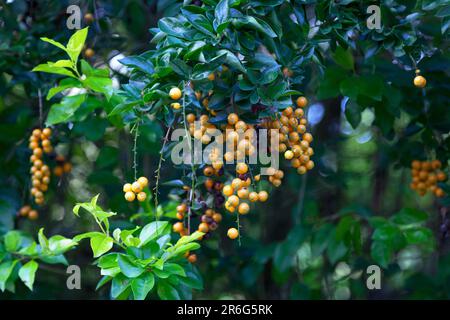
(53, 155), (72, 177)
(410, 160), (446, 197)
(18, 205), (39, 220)
(29, 128), (52, 205)
(413, 69), (426, 88)
(122, 177), (149, 202)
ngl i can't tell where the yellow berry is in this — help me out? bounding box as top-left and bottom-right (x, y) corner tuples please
(284, 150), (294, 160)
(227, 228), (239, 239)
(131, 181), (142, 193)
(238, 202), (250, 214)
(123, 183), (132, 192)
(171, 102), (181, 110)
(137, 177), (148, 187)
(227, 113), (239, 125)
(237, 188), (249, 199)
(236, 162), (248, 174)
(247, 192), (258, 202)
(169, 87), (182, 100)
(258, 191), (269, 202)
(228, 195), (239, 207)
(137, 192), (147, 202)
(413, 75), (426, 88)
(125, 191), (136, 202)
(223, 185), (234, 197)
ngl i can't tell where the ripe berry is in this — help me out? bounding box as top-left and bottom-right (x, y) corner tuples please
(223, 185), (234, 197)
(169, 87), (182, 100)
(137, 177), (148, 187)
(284, 150), (294, 160)
(84, 48), (95, 58)
(238, 202), (250, 214)
(207, 73), (215, 81)
(296, 96), (308, 108)
(236, 162), (248, 174)
(177, 203), (187, 213)
(198, 222), (209, 233)
(187, 254), (197, 263)
(137, 192), (147, 202)
(413, 75), (426, 88)
(131, 181), (142, 193)
(84, 13), (94, 24)
(171, 102), (181, 110)
(237, 188), (249, 199)
(212, 213), (222, 222)
(258, 191), (268, 202)
(227, 113), (239, 125)
(28, 210), (38, 220)
(249, 192), (259, 202)
(228, 195), (239, 207)
(125, 191), (135, 202)
(227, 227), (239, 239)
(203, 166), (214, 176)
(173, 222), (184, 233)
(19, 206), (31, 217)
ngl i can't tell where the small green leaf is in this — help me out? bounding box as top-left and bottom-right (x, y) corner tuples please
(117, 255), (144, 278)
(131, 273), (155, 300)
(40, 37), (67, 51)
(66, 27), (89, 63)
(18, 260), (38, 291)
(4, 231), (21, 252)
(139, 221), (169, 247)
(157, 280), (180, 300)
(90, 234), (114, 258)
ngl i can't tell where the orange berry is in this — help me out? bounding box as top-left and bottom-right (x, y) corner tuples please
(227, 228), (239, 240)
(296, 96), (308, 108)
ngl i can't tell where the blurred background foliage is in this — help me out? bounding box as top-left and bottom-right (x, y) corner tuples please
(0, 0), (449, 299)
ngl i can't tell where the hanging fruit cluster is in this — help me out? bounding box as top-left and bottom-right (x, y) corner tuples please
(53, 155), (72, 177)
(162, 87), (315, 242)
(28, 128), (52, 205)
(17, 205), (39, 220)
(123, 177), (149, 202)
(410, 160), (447, 197)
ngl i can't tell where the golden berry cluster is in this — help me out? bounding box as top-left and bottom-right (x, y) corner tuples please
(410, 160), (446, 197)
(29, 128), (52, 205)
(123, 177), (148, 202)
(279, 97), (314, 174)
(18, 205), (38, 220)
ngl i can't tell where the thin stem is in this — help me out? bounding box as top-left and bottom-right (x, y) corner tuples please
(154, 123), (173, 211)
(131, 121), (140, 181)
(38, 88), (43, 128)
(182, 81), (196, 234)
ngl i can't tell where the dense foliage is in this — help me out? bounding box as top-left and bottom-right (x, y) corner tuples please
(0, 0), (449, 300)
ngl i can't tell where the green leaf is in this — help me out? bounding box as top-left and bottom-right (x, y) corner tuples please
(371, 240), (392, 268)
(0, 260), (18, 292)
(32, 63), (77, 78)
(40, 37), (67, 51)
(38, 228), (49, 252)
(82, 76), (113, 98)
(46, 94), (86, 125)
(164, 263), (186, 277)
(90, 234), (114, 258)
(4, 231), (21, 252)
(139, 221), (169, 247)
(117, 255), (144, 278)
(73, 231), (104, 242)
(66, 27), (89, 63)
(111, 273), (131, 299)
(48, 235), (77, 254)
(214, 0), (229, 32)
(332, 46), (354, 71)
(47, 78), (81, 100)
(131, 273), (155, 300)
(391, 208), (428, 225)
(119, 56), (154, 74)
(18, 260), (38, 290)
(157, 280), (180, 300)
